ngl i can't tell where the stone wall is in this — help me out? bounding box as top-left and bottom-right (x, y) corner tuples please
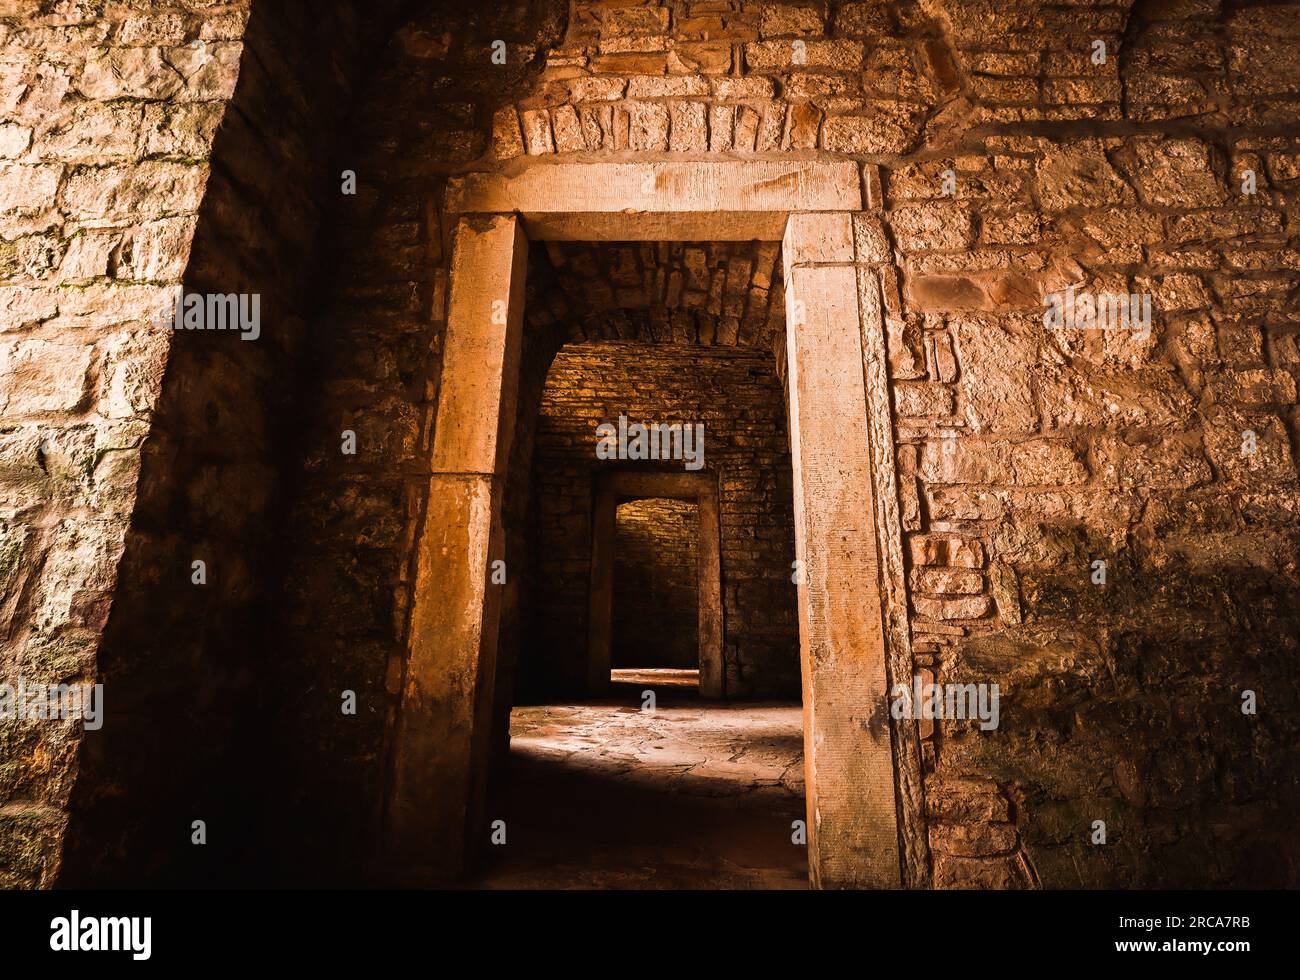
(474, 0), (1300, 889)
(524, 341), (799, 697)
(58, 0), (390, 887)
(533, 239), (786, 351)
(0, 0), (254, 889)
(612, 497), (701, 671)
(0, 0), (405, 887)
(263, 0), (568, 881)
(3, 0), (1298, 887)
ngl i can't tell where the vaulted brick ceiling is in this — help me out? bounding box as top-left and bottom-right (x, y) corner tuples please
(525, 239), (786, 350)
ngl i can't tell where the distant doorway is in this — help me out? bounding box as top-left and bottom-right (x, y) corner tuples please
(587, 471), (722, 697)
(388, 161), (913, 889)
(610, 497), (701, 690)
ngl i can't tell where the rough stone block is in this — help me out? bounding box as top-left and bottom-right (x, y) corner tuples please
(0, 339), (93, 415)
(430, 215), (528, 476)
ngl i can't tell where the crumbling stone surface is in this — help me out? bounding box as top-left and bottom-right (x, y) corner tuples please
(2, 0), (1298, 888)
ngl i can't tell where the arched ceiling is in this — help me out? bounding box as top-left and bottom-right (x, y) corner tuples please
(525, 239), (786, 351)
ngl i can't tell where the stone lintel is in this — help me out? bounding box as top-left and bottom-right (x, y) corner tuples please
(446, 160), (862, 242)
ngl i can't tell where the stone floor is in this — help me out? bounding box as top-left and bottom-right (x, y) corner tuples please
(471, 678), (807, 889)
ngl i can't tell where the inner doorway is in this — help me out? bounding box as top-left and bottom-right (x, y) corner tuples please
(611, 498), (700, 689)
(586, 465), (725, 698)
(481, 320), (805, 888)
(386, 161), (914, 889)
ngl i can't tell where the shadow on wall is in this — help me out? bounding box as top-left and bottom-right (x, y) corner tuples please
(56, 0), (402, 887)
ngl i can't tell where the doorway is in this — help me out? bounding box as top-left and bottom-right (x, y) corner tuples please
(384, 160), (918, 889)
(472, 328), (803, 887)
(587, 468), (724, 698)
(611, 498), (700, 687)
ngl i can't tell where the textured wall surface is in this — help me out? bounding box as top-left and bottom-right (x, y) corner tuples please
(1, 0), (400, 887)
(533, 239), (786, 350)
(2, 0), (1298, 888)
(0, 0), (254, 889)
(492, 0), (1300, 886)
